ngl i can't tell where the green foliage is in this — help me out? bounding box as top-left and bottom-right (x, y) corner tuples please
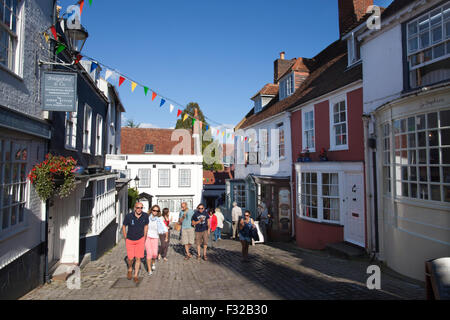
(175, 102), (224, 171)
(128, 188), (139, 210)
(125, 119), (140, 128)
(28, 154), (77, 201)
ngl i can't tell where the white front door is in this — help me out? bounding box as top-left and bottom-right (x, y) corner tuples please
(344, 173), (365, 247)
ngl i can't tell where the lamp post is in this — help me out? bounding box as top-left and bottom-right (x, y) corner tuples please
(63, 19), (88, 56)
(134, 175), (140, 189)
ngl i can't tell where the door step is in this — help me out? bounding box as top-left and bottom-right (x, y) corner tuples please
(325, 241), (366, 260)
(51, 263), (78, 282)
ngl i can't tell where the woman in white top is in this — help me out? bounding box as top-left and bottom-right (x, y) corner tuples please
(214, 208), (225, 241)
(145, 205), (168, 275)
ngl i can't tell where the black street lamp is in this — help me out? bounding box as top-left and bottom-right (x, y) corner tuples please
(64, 19), (88, 56)
(134, 175), (140, 188)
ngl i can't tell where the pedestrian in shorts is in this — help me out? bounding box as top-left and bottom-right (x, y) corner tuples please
(122, 202), (149, 283)
(192, 204), (210, 261)
(179, 202), (195, 260)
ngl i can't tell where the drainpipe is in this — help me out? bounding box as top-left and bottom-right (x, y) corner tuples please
(362, 114), (374, 255)
(43, 0), (59, 285)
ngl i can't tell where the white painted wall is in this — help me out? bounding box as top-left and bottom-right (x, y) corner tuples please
(106, 154), (203, 222)
(235, 112), (292, 179)
(361, 24), (404, 114)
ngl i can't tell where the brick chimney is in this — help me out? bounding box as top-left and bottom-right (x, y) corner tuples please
(274, 52), (295, 84)
(338, 0), (373, 36)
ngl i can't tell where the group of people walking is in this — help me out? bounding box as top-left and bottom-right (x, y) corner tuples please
(122, 201), (263, 283)
(122, 202), (171, 283)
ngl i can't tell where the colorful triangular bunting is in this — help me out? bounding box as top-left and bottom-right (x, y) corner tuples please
(183, 114), (189, 122)
(144, 86), (149, 96)
(160, 99), (166, 107)
(152, 92), (157, 101)
(119, 76), (125, 87)
(56, 44), (66, 54)
(177, 109), (182, 117)
(90, 62), (98, 73)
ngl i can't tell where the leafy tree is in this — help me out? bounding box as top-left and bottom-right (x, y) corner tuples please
(125, 119), (140, 128)
(128, 188), (139, 210)
(175, 102), (223, 171)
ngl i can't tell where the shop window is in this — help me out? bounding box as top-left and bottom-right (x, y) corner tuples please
(391, 109), (450, 203)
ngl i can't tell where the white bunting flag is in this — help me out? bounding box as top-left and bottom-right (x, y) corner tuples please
(105, 69), (114, 81)
(170, 104), (174, 113)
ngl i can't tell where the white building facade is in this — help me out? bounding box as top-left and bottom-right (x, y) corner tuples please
(356, 0), (450, 280)
(106, 154), (203, 223)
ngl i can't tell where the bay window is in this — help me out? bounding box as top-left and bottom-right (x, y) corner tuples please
(387, 109), (450, 203)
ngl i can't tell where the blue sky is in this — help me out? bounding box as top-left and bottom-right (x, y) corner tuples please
(57, 0), (393, 139)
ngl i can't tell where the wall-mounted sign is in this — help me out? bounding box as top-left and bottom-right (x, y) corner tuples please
(42, 71), (77, 112)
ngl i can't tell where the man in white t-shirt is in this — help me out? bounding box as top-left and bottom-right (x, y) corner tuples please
(231, 202), (242, 240)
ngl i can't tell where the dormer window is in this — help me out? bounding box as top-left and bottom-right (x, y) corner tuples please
(254, 97), (262, 113)
(279, 73), (295, 100)
(144, 144), (154, 153)
(348, 32), (361, 66)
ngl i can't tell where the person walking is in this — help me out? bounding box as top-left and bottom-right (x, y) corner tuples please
(145, 205), (167, 275)
(208, 209), (217, 248)
(238, 210), (255, 262)
(159, 208), (171, 262)
(231, 201), (242, 240)
(257, 202), (270, 242)
(214, 208), (224, 241)
(179, 202), (195, 260)
(192, 204), (210, 260)
(122, 202), (149, 283)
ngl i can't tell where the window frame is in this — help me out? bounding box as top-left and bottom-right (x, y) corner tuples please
(329, 95), (349, 151)
(158, 168), (170, 188)
(65, 111), (77, 150)
(138, 168), (151, 188)
(302, 105), (315, 152)
(178, 168), (191, 188)
(277, 122), (285, 158)
(405, 2), (450, 88)
(232, 183), (247, 209)
(0, 0), (24, 76)
(386, 109), (450, 203)
(83, 104), (92, 154)
(0, 138), (29, 238)
(144, 144), (154, 153)
(95, 114), (103, 156)
(297, 170), (343, 225)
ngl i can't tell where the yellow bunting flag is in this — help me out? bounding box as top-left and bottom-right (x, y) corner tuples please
(183, 114), (189, 122)
(131, 81), (137, 92)
(43, 32), (49, 43)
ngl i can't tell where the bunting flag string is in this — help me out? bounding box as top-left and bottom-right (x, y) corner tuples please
(40, 0), (249, 145)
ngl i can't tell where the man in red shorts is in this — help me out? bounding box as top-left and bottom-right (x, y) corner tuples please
(122, 202), (149, 283)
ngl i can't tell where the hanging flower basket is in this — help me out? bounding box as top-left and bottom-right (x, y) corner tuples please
(28, 154), (77, 201)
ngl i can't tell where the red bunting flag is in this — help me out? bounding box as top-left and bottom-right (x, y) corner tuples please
(50, 25), (57, 40)
(177, 109), (182, 117)
(152, 92), (157, 101)
(74, 54), (82, 64)
(119, 76), (125, 87)
(79, 0), (84, 14)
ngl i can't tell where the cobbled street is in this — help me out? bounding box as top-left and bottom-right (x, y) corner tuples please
(21, 231), (425, 300)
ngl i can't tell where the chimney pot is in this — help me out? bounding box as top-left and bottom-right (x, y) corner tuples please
(280, 52), (285, 60)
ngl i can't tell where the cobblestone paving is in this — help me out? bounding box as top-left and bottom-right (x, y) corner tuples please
(20, 232), (425, 300)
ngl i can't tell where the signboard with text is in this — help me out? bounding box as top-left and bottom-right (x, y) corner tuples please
(42, 71), (77, 112)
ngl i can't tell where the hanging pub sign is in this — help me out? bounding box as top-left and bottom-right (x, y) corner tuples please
(42, 71), (77, 112)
